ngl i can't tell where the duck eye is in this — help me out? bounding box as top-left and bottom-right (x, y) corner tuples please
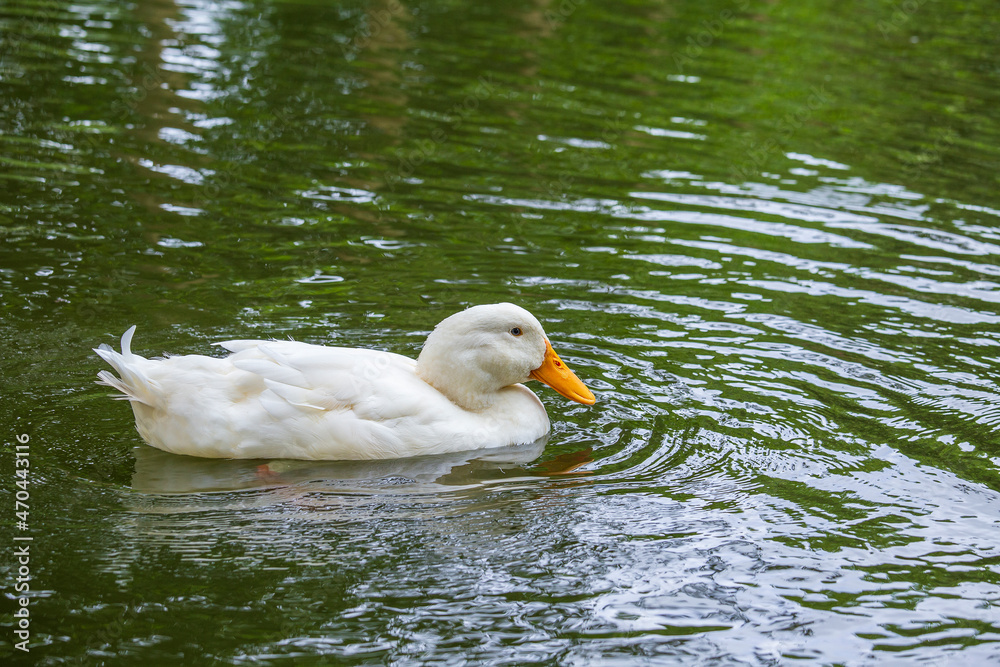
(510, 327), (522, 336)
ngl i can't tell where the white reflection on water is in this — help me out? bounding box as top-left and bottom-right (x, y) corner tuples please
(128, 437), (551, 497)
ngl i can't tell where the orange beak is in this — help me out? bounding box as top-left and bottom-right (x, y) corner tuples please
(529, 340), (596, 405)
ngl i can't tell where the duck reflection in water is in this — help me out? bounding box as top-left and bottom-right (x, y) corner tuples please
(130, 437), (594, 496)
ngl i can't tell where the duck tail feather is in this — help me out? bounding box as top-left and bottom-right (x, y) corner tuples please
(94, 326), (157, 406)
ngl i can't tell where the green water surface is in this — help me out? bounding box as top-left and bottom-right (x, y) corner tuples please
(2, 0), (1000, 663)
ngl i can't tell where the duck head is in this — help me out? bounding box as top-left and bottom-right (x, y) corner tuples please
(416, 303), (596, 411)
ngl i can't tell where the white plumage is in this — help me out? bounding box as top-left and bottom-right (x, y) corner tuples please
(95, 303), (596, 460)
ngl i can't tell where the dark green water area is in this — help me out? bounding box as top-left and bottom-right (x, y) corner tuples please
(2, 0), (999, 663)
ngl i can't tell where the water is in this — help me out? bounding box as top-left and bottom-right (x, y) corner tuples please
(2, 0), (1000, 663)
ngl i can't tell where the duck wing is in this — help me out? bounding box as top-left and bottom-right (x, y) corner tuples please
(215, 340), (448, 458)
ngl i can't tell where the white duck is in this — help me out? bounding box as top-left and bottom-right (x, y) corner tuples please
(95, 303), (596, 460)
